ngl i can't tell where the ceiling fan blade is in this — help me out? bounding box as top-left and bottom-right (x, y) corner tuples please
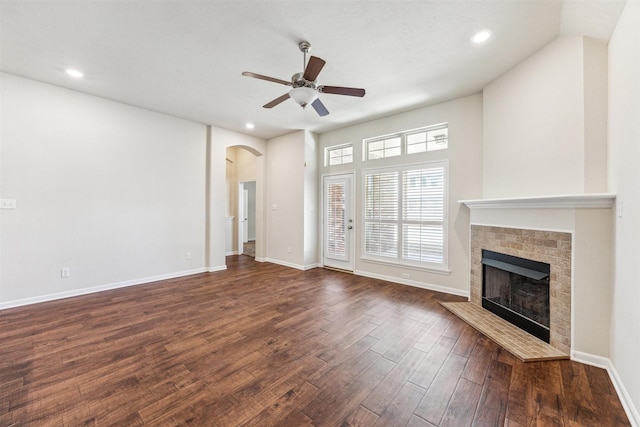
(311, 98), (329, 116)
(242, 71), (291, 86)
(263, 93), (290, 109)
(318, 86), (366, 97)
(303, 56), (326, 82)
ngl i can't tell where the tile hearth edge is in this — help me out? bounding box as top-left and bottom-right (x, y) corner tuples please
(441, 301), (569, 362)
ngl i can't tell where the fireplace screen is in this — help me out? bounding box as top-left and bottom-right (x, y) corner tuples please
(482, 250), (551, 342)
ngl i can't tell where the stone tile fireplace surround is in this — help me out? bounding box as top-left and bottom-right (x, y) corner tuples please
(458, 194), (615, 360)
(470, 225), (572, 354)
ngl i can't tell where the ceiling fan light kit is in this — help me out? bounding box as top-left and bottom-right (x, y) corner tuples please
(242, 41), (365, 117)
(289, 86), (318, 107)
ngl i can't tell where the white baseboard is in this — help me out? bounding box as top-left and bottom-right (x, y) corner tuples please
(353, 269), (470, 298)
(254, 257), (267, 263)
(225, 251), (238, 256)
(0, 267), (208, 311)
(571, 350), (610, 369)
(208, 264), (227, 272)
(263, 258), (319, 271)
(572, 350), (639, 427)
(304, 263), (321, 270)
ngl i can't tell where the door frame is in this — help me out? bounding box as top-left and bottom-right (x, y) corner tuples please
(321, 172), (356, 271)
(237, 181), (256, 255)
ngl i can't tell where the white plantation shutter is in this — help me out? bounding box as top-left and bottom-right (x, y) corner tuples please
(326, 181), (346, 257)
(363, 162), (446, 268)
(402, 167), (444, 263)
(365, 171), (398, 221)
(364, 171), (398, 258)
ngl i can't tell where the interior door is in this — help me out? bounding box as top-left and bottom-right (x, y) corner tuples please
(323, 173), (354, 271)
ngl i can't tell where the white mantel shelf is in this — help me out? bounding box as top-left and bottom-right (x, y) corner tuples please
(458, 193), (616, 210)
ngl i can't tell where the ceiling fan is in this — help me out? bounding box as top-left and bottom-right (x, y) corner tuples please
(242, 41), (366, 116)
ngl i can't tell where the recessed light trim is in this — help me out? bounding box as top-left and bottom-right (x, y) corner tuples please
(65, 68), (84, 78)
(245, 123), (255, 129)
(472, 29), (492, 44)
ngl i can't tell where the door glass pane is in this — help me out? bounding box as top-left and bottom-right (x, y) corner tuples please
(326, 182), (346, 257)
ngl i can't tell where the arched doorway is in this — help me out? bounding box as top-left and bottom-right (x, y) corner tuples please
(224, 145), (262, 259)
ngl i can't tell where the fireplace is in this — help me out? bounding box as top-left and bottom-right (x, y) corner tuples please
(453, 195), (614, 360)
(469, 225), (572, 354)
(482, 250), (550, 343)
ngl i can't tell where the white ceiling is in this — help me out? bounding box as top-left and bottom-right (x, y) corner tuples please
(0, 0), (625, 140)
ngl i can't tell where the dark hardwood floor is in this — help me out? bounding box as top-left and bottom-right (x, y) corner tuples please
(0, 255), (630, 426)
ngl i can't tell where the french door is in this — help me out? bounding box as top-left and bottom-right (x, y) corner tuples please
(323, 173), (354, 271)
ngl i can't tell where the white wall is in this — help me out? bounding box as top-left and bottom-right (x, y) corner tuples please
(608, 0), (640, 422)
(0, 73), (207, 305)
(583, 39), (608, 194)
(245, 181), (256, 241)
(265, 131), (306, 267)
(225, 149), (237, 217)
(483, 36), (608, 198)
(264, 130), (318, 269)
(319, 94), (483, 296)
(303, 131), (318, 267)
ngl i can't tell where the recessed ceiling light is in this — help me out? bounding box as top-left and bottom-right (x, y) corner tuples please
(245, 123), (255, 129)
(65, 69), (84, 78)
(472, 29), (492, 44)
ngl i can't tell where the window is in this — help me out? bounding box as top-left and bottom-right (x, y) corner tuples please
(363, 161), (447, 269)
(326, 144), (353, 166)
(364, 171), (398, 257)
(365, 123), (448, 160)
(364, 135), (402, 160)
(406, 125), (448, 154)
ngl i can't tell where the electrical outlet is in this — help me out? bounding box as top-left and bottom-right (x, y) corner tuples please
(287, 246), (292, 254)
(0, 199), (16, 209)
(186, 252), (192, 260)
(61, 268), (71, 278)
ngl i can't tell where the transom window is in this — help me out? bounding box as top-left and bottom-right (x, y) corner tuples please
(363, 161), (447, 270)
(365, 136), (402, 160)
(325, 144), (354, 166)
(406, 125), (448, 154)
(364, 123), (448, 160)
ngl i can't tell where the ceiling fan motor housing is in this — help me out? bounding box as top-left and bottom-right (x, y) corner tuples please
(291, 72), (316, 89)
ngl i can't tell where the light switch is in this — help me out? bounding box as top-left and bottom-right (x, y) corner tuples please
(618, 199), (623, 218)
(0, 199), (16, 209)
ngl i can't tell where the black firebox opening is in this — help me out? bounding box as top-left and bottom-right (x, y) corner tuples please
(481, 250), (551, 343)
